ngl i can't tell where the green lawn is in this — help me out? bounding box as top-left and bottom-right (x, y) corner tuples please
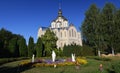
(0, 56), (119, 73)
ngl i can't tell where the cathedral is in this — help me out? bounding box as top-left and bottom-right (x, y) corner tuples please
(38, 8), (82, 49)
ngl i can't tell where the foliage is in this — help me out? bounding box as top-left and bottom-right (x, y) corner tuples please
(53, 48), (63, 57)
(35, 37), (43, 57)
(111, 61), (120, 73)
(28, 36), (35, 57)
(18, 38), (28, 57)
(82, 45), (94, 56)
(8, 38), (19, 57)
(81, 4), (101, 56)
(101, 3), (116, 55)
(41, 29), (58, 56)
(20, 57), (87, 67)
(76, 57), (88, 65)
(81, 3), (120, 55)
(63, 44), (82, 57)
(0, 28), (25, 58)
(114, 9), (120, 53)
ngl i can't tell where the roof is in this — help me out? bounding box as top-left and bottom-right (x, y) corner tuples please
(40, 27), (48, 30)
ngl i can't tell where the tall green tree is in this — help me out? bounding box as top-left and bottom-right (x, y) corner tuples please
(18, 37), (28, 57)
(82, 3), (120, 55)
(28, 36), (34, 57)
(101, 3), (116, 56)
(41, 29), (58, 56)
(8, 38), (18, 57)
(114, 9), (120, 53)
(0, 28), (18, 57)
(35, 37), (43, 57)
(81, 4), (101, 56)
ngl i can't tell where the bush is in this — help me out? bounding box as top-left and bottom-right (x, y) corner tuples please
(76, 57), (88, 65)
(82, 45), (94, 56)
(63, 45), (82, 57)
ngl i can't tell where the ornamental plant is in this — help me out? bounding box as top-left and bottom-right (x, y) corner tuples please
(76, 57), (88, 65)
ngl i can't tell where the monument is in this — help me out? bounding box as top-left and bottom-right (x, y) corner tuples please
(52, 50), (56, 62)
(71, 53), (75, 62)
(32, 54), (35, 63)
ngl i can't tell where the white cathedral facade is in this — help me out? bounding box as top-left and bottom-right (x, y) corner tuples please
(38, 9), (82, 49)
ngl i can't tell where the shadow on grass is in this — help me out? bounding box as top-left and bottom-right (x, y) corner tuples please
(0, 64), (33, 73)
(0, 57), (29, 66)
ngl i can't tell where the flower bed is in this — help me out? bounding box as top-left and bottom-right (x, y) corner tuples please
(19, 57), (87, 67)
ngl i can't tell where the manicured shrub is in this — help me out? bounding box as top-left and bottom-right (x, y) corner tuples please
(63, 45), (82, 57)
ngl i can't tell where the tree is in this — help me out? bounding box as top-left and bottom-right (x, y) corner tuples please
(41, 29), (58, 56)
(8, 38), (18, 57)
(81, 4), (101, 56)
(0, 28), (18, 57)
(114, 9), (120, 53)
(18, 37), (28, 57)
(35, 37), (43, 57)
(28, 36), (35, 57)
(101, 3), (116, 56)
(81, 3), (120, 55)
(0, 28), (28, 57)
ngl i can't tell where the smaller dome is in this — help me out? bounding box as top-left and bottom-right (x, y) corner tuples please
(70, 23), (74, 26)
(58, 9), (62, 16)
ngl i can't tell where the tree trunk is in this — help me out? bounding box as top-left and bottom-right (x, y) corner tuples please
(98, 49), (101, 57)
(112, 47), (115, 56)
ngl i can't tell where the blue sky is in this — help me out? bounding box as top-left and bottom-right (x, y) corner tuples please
(0, 0), (120, 43)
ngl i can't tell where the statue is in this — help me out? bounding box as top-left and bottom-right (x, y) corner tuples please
(32, 54), (35, 63)
(52, 50), (56, 62)
(72, 53), (75, 62)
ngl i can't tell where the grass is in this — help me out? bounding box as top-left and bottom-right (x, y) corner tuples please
(0, 56), (120, 73)
(0, 57), (29, 65)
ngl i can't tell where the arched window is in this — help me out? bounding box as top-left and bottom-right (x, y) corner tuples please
(65, 31), (66, 37)
(74, 31), (76, 37)
(72, 29), (74, 37)
(69, 30), (71, 37)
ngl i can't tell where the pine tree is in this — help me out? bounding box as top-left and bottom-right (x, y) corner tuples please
(35, 37), (43, 57)
(28, 36), (34, 57)
(18, 38), (28, 57)
(8, 38), (17, 57)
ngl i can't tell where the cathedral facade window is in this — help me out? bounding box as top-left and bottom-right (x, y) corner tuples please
(74, 31), (76, 37)
(64, 31), (66, 37)
(72, 29), (74, 37)
(69, 30), (71, 37)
